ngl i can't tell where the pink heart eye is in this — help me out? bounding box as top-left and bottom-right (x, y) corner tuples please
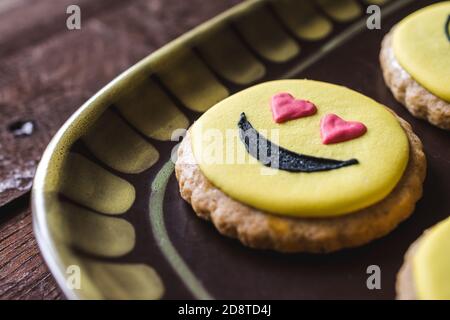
(271, 93), (317, 123)
(320, 114), (367, 144)
(270, 94), (367, 144)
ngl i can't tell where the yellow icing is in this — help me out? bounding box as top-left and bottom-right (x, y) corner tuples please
(191, 80), (409, 217)
(393, 2), (450, 102)
(413, 216), (450, 300)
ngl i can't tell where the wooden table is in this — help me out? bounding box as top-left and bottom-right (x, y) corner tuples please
(0, 0), (240, 300)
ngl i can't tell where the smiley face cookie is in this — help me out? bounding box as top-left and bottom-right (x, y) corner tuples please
(380, 2), (450, 130)
(175, 80), (426, 253)
(397, 216), (450, 300)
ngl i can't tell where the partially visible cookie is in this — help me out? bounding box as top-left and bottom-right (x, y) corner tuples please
(396, 237), (419, 300)
(380, 3), (450, 130)
(380, 32), (450, 130)
(396, 216), (450, 300)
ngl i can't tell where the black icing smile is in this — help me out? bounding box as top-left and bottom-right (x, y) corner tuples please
(237, 113), (358, 173)
(446, 14), (450, 42)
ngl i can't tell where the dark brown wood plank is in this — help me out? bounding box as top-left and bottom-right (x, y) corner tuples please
(0, 199), (62, 300)
(0, 0), (125, 58)
(0, 0), (241, 207)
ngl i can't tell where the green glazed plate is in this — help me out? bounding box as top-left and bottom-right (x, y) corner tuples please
(32, 0), (450, 299)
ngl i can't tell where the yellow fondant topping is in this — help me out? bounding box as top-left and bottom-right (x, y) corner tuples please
(393, 2), (450, 102)
(413, 216), (450, 300)
(191, 80), (409, 217)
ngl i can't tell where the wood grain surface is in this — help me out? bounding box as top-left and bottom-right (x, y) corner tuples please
(0, 0), (241, 300)
(0, 197), (61, 300)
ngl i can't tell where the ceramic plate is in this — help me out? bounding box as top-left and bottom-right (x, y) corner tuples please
(32, 0), (450, 299)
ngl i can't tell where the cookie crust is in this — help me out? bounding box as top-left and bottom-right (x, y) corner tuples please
(380, 31), (450, 130)
(396, 237), (420, 300)
(175, 115), (426, 253)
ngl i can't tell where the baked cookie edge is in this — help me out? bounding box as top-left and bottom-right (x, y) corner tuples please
(175, 115), (426, 253)
(396, 237), (420, 300)
(380, 31), (450, 130)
